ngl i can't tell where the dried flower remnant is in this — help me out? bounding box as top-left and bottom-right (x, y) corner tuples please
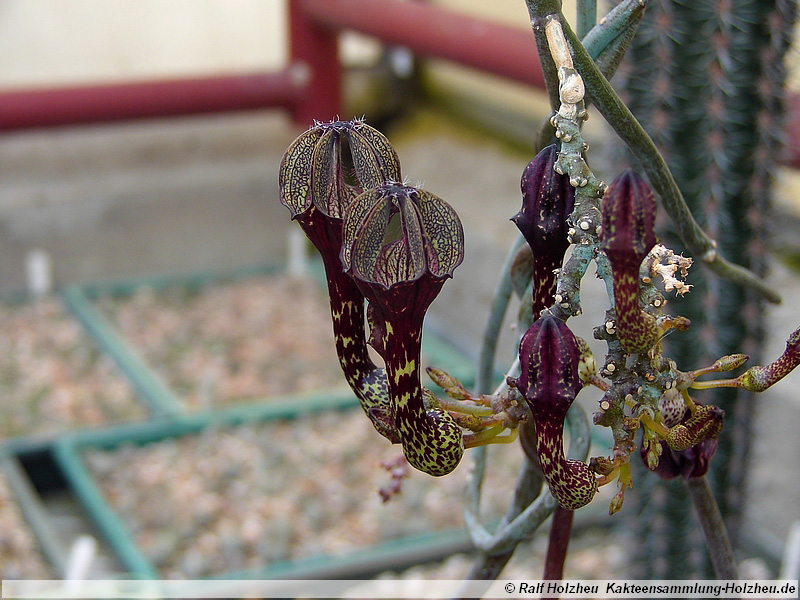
(649, 245), (693, 297)
(278, 119), (401, 442)
(341, 183), (465, 476)
(600, 171), (659, 354)
(512, 315), (598, 510)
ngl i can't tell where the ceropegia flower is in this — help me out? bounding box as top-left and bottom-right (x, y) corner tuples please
(666, 404), (724, 452)
(600, 171), (659, 354)
(341, 182), (465, 476)
(644, 402), (723, 480)
(512, 144), (575, 317)
(278, 119), (401, 443)
(279, 118), (400, 220)
(512, 315), (598, 510)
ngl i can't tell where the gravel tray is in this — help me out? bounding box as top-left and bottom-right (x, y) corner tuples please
(0, 298), (145, 439)
(94, 275), (351, 411)
(84, 409), (526, 578)
(0, 469), (52, 578)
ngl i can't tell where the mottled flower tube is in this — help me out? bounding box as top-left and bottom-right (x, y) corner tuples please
(600, 171), (659, 354)
(666, 404), (724, 452)
(279, 119), (401, 442)
(512, 144), (576, 317)
(512, 315), (598, 510)
(738, 326), (800, 392)
(341, 183), (465, 476)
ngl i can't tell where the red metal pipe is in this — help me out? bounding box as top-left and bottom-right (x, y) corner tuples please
(289, 0), (342, 126)
(301, 0), (800, 168)
(301, 0), (546, 89)
(0, 69), (307, 131)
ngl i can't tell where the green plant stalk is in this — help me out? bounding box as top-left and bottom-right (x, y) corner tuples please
(463, 398), (589, 558)
(531, 0), (648, 159)
(461, 455), (544, 582)
(475, 233), (526, 396)
(576, 0), (597, 39)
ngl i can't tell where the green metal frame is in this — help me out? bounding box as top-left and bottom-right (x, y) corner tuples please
(52, 396), (473, 579)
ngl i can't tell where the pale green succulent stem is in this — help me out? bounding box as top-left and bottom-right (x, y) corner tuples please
(476, 233), (526, 396)
(549, 9), (780, 304)
(576, 0), (597, 39)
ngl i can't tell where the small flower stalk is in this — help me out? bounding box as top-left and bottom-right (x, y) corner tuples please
(688, 327), (800, 393)
(738, 327), (800, 392)
(513, 144), (576, 318)
(512, 315), (598, 510)
(341, 182), (466, 476)
(600, 171), (659, 355)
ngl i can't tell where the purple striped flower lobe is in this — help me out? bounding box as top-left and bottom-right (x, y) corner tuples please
(512, 144), (575, 316)
(600, 171), (659, 354)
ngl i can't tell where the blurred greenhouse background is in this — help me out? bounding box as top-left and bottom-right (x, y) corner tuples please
(0, 0), (798, 585)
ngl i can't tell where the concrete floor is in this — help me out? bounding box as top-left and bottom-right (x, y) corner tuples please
(1, 108), (798, 569)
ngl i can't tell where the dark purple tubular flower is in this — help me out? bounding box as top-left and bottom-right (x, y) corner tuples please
(341, 183), (465, 476)
(600, 171), (659, 354)
(512, 315), (598, 510)
(512, 144), (575, 317)
(643, 438), (719, 480)
(278, 119), (401, 443)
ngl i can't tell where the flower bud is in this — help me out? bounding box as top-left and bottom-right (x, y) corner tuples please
(600, 171), (659, 354)
(512, 144), (575, 317)
(512, 315), (597, 510)
(666, 404), (724, 452)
